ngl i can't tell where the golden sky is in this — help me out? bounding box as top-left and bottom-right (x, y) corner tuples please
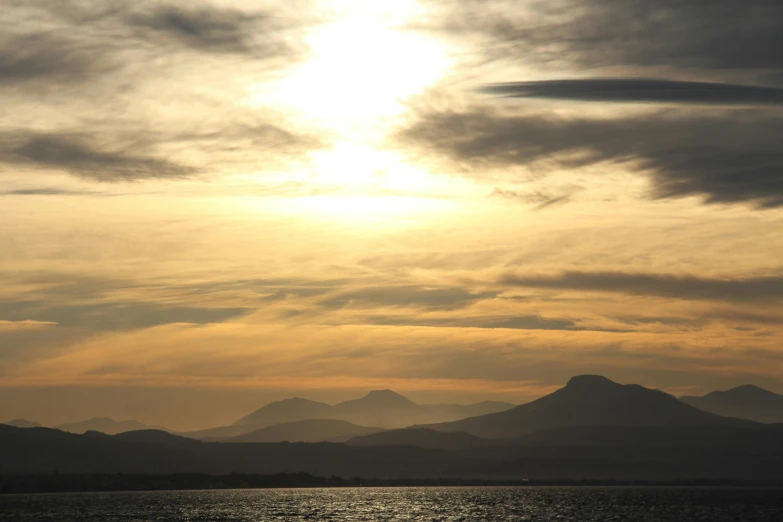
(2, 0), (783, 430)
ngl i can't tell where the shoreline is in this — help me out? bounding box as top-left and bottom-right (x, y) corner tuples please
(3, 473), (783, 495)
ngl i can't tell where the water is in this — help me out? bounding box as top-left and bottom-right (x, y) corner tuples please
(2, 487), (782, 521)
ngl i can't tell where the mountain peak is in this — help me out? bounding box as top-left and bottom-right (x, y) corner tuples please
(726, 384), (778, 397)
(359, 389), (415, 404)
(565, 375), (619, 388)
(365, 389), (405, 398)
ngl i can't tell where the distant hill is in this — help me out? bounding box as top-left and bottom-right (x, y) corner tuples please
(226, 419), (383, 443)
(681, 385), (783, 423)
(2, 419), (41, 428)
(232, 390), (515, 430)
(425, 401), (514, 420)
(54, 418), (162, 435)
(348, 428), (493, 451)
(420, 375), (756, 438)
(233, 398), (333, 427)
(0, 424), (471, 479)
(179, 424), (261, 441)
(113, 430), (201, 446)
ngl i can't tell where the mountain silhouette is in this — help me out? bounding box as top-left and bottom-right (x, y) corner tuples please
(231, 390), (514, 430)
(681, 385), (783, 423)
(420, 375), (756, 438)
(113, 429), (201, 446)
(5, 421), (783, 481)
(330, 390), (432, 427)
(233, 398), (333, 427)
(226, 419), (383, 443)
(348, 428), (493, 451)
(54, 417), (162, 435)
(2, 419), (40, 428)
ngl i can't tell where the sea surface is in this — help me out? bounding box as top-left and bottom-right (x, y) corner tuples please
(2, 486), (783, 521)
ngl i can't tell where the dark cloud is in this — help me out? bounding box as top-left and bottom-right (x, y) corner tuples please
(320, 285), (498, 311)
(400, 107), (783, 207)
(0, 299), (249, 332)
(0, 34), (104, 85)
(127, 5), (282, 55)
(0, 119), (321, 182)
(0, 188), (104, 196)
(481, 79), (783, 106)
(0, 1), (306, 88)
(433, 0), (783, 82)
(498, 270), (783, 303)
(1, 133), (197, 181)
(363, 313), (617, 332)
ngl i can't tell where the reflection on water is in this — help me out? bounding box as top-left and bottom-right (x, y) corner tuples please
(2, 486), (782, 521)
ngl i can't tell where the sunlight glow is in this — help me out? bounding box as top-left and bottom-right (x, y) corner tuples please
(247, 0), (453, 215)
(266, 0), (449, 132)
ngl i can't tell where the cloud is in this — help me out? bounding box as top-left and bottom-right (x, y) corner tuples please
(126, 4), (287, 55)
(0, 299), (250, 332)
(498, 270), (783, 303)
(0, 34), (105, 85)
(400, 106), (783, 207)
(490, 188), (572, 209)
(0, 187), (104, 196)
(480, 79), (783, 106)
(0, 3), (297, 89)
(1, 133), (197, 181)
(362, 313), (614, 332)
(320, 285), (498, 311)
(431, 0), (783, 81)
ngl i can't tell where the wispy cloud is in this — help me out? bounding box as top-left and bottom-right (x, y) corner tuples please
(498, 270), (783, 302)
(480, 79), (783, 106)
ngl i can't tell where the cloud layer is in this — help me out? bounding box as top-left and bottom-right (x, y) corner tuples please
(481, 79), (783, 106)
(400, 106), (783, 207)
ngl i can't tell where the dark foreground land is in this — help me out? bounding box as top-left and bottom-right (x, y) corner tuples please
(1, 473), (780, 494)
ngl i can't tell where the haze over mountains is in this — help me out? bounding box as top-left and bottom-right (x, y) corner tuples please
(681, 385), (783, 424)
(4, 375), (783, 482)
(233, 390), (514, 429)
(226, 419), (383, 443)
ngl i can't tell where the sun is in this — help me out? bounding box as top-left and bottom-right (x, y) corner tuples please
(249, 0), (453, 204)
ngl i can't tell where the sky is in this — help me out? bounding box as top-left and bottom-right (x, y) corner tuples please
(2, 0), (783, 431)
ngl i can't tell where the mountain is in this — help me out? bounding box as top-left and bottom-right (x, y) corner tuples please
(233, 398), (333, 427)
(681, 385), (783, 423)
(226, 419), (383, 443)
(424, 401), (515, 420)
(513, 424), (783, 448)
(0, 424), (471, 479)
(2, 419), (41, 428)
(113, 429), (200, 446)
(54, 417), (162, 435)
(420, 375), (756, 438)
(348, 428), (493, 451)
(180, 424), (262, 441)
(231, 391), (515, 431)
(330, 390), (434, 427)
(4, 422), (783, 482)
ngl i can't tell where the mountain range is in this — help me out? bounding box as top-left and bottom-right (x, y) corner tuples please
(182, 391), (514, 440)
(681, 385), (783, 423)
(4, 375), (783, 482)
(233, 390), (514, 429)
(53, 417), (162, 435)
(417, 375), (755, 438)
(225, 419), (383, 443)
